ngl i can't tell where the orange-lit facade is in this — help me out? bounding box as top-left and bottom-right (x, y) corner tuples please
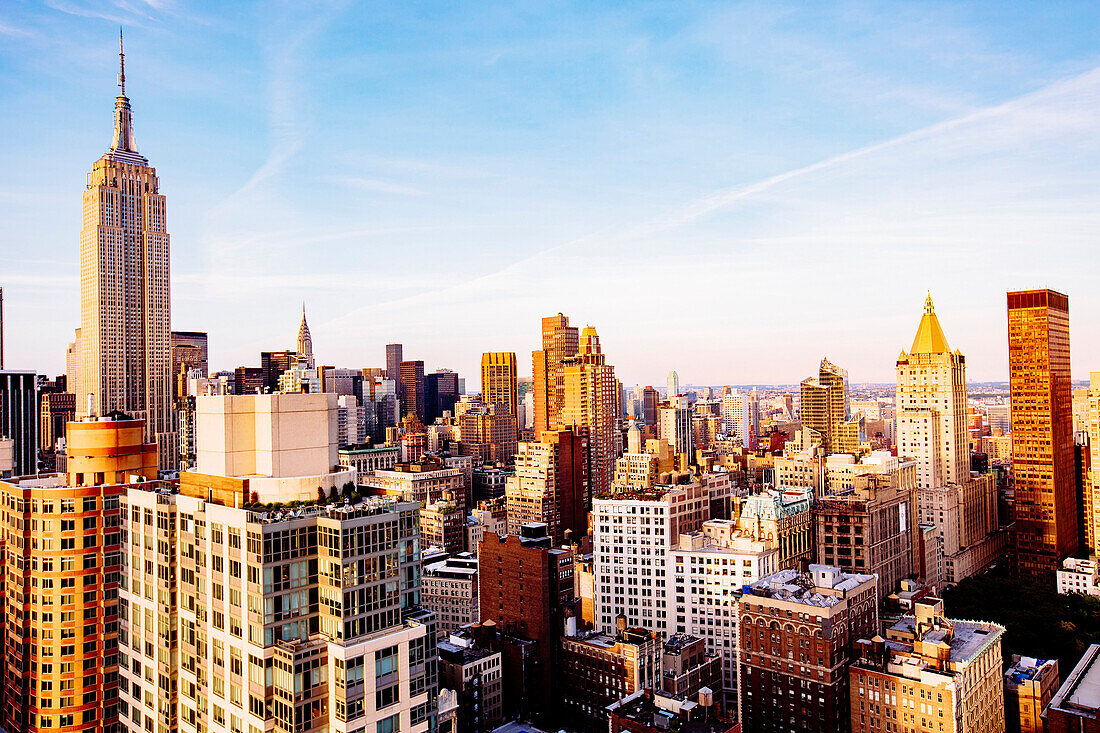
(481, 351), (518, 416)
(1008, 289), (1077, 581)
(66, 418), (158, 487)
(1, 416), (158, 733)
(562, 327), (621, 498)
(532, 313), (579, 437)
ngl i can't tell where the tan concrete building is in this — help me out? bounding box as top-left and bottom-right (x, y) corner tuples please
(71, 38), (176, 469)
(801, 358), (857, 454)
(849, 598), (1005, 733)
(896, 296), (1007, 584)
(896, 294), (970, 491)
(670, 520), (779, 709)
(422, 553), (479, 639)
(362, 457), (466, 515)
(506, 430), (587, 543)
(593, 478), (709, 632)
(183, 393), (355, 505)
(917, 473), (1006, 583)
(613, 452), (660, 489)
(455, 402), (517, 465)
(1087, 372), (1100, 560)
(774, 448), (824, 492)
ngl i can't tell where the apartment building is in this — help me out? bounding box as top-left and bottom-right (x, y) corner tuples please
(670, 519), (778, 709)
(592, 476), (709, 633)
(422, 553), (479, 640)
(849, 598), (1005, 733)
(739, 565), (878, 732)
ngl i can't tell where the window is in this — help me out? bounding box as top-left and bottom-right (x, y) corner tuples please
(375, 646), (399, 678)
(377, 713), (399, 733)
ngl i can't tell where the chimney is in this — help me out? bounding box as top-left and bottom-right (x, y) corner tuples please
(86, 393), (95, 419)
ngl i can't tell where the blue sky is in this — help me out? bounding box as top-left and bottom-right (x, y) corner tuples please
(3, 1), (1100, 385)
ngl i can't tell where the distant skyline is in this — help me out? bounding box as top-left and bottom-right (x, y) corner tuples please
(3, 2), (1100, 385)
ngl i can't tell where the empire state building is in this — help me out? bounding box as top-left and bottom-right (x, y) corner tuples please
(71, 33), (175, 468)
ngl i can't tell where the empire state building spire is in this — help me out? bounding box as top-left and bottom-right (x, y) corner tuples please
(109, 27), (145, 163)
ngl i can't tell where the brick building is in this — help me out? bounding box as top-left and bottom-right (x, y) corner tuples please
(477, 525), (576, 726)
(738, 565), (877, 733)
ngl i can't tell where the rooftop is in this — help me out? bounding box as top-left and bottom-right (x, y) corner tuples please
(607, 690), (737, 733)
(1005, 655), (1058, 689)
(886, 616), (1004, 666)
(438, 636), (499, 666)
(745, 565), (874, 607)
(1048, 644), (1100, 718)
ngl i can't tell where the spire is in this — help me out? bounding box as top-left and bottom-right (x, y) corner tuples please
(118, 27), (126, 96)
(108, 28), (145, 163)
(297, 304), (314, 367)
(909, 292), (951, 354)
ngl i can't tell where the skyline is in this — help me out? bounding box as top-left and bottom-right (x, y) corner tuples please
(3, 2), (1100, 384)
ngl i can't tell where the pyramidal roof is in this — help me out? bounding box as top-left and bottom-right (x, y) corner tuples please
(910, 293), (950, 354)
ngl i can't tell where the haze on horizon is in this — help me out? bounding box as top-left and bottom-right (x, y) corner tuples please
(3, 1), (1100, 386)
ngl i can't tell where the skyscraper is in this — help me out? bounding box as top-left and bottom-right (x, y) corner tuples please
(386, 343), (403, 380)
(667, 370), (679, 398)
(1087, 372), (1100, 556)
(562, 327), (622, 498)
(296, 303), (314, 367)
(425, 369), (459, 423)
(400, 360), (426, 423)
(481, 351), (518, 416)
(801, 358), (855, 454)
(896, 294), (969, 490)
(505, 428), (587, 543)
(170, 330), (208, 402)
(898, 295), (1003, 584)
(0, 370), (37, 476)
(71, 34), (175, 468)
(642, 385), (658, 426)
(1008, 288), (1076, 580)
(532, 313), (579, 437)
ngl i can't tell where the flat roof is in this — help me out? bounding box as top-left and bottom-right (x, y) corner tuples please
(1050, 644), (1100, 716)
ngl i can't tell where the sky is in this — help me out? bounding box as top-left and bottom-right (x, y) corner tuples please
(2, 1), (1100, 387)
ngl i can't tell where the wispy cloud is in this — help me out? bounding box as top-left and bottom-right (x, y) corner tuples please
(318, 62), (1100, 383)
(336, 176), (423, 196)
